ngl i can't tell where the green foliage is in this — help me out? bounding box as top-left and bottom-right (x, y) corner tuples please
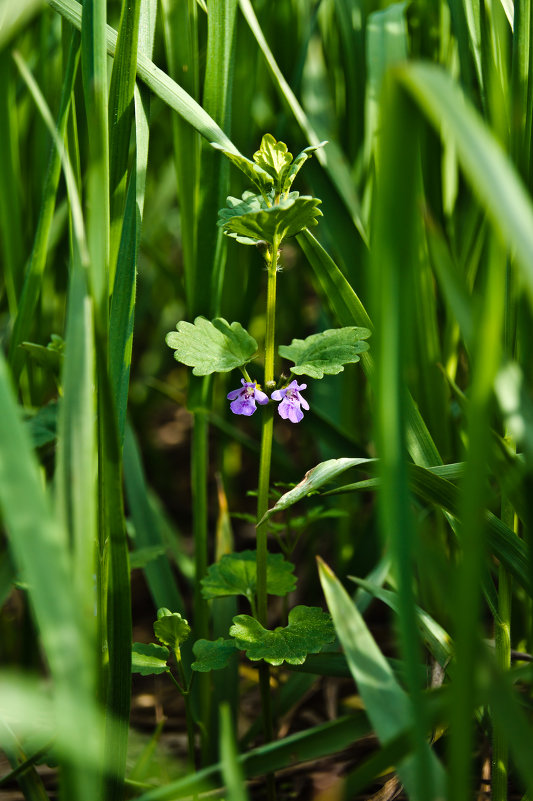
(20, 334), (65, 375)
(201, 550), (296, 602)
(165, 317), (258, 375)
(191, 638), (237, 672)
(217, 190), (322, 246)
(131, 642), (170, 676)
(211, 143), (273, 196)
(214, 133), (327, 200)
(279, 327), (371, 379)
(153, 608), (191, 652)
(229, 606), (335, 666)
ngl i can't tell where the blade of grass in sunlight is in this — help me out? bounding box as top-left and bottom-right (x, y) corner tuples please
(219, 703), (250, 801)
(398, 63), (533, 303)
(160, 0), (200, 316)
(47, 0), (239, 152)
(55, 259), (97, 631)
(107, 0), (141, 282)
(0, 351), (101, 801)
(318, 558), (447, 800)
(370, 78), (443, 799)
(80, 0), (130, 797)
(109, 0), (156, 444)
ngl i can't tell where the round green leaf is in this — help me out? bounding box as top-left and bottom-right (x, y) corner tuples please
(278, 327), (371, 379)
(230, 606), (335, 666)
(165, 317), (258, 375)
(201, 550), (297, 601)
(131, 642), (169, 675)
(191, 638), (237, 672)
(153, 608), (191, 651)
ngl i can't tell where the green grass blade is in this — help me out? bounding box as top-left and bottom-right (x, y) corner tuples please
(0, 0), (45, 49)
(108, 0), (142, 281)
(349, 577), (452, 668)
(371, 76), (440, 798)
(80, 0), (109, 313)
(123, 423), (184, 612)
(398, 62), (533, 305)
(133, 713), (370, 800)
(328, 462), (530, 592)
(297, 229), (442, 467)
(109, 0), (156, 444)
(365, 3), (408, 167)
(0, 52), (24, 317)
(219, 703), (249, 801)
(8, 31), (81, 384)
(318, 558), (447, 800)
(238, 0), (367, 244)
(55, 259), (97, 628)
(196, 0), (237, 316)
(160, 0), (200, 315)
(0, 722), (50, 801)
(0, 352), (100, 801)
(47, 0), (238, 151)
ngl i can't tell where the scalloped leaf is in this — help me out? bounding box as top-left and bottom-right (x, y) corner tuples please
(211, 142), (273, 195)
(165, 317), (258, 375)
(191, 638), (237, 672)
(229, 605), (335, 666)
(201, 550), (296, 602)
(153, 608), (191, 652)
(278, 327), (371, 379)
(131, 642), (169, 675)
(218, 192), (322, 245)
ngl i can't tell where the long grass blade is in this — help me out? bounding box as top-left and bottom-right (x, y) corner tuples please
(318, 558), (447, 800)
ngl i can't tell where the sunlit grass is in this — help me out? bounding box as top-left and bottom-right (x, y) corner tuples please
(1, 1), (533, 800)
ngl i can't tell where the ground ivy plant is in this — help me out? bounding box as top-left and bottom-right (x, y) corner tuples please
(159, 134), (369, 747)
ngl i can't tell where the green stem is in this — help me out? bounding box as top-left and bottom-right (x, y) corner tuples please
(191, 376), (211, 763)
(256, 239), (279, 624)
(492, 499), (514, 800)
(255, 238), (279, 801)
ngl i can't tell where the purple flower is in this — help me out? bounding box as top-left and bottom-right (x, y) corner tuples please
(227, 379), (269, 416)
(271, 380), (309, 423)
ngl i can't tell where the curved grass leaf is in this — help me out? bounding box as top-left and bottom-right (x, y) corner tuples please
(48, 0), (238, 154)
(259, 457), (374, 523)
(166, 317), (258, 375)
(349, 577), (452, 668)
(326, 462), (530, 592)
(131, 643), (169, 676)
(318, 558), (447, 799)
(191, 638), (237, 672)
(230, 606), (335, 666)
(211, 144), (273, 195)
(279, 327), (370, 379)
(133, 712), (370, 800)
(201, 550), (296, 601)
